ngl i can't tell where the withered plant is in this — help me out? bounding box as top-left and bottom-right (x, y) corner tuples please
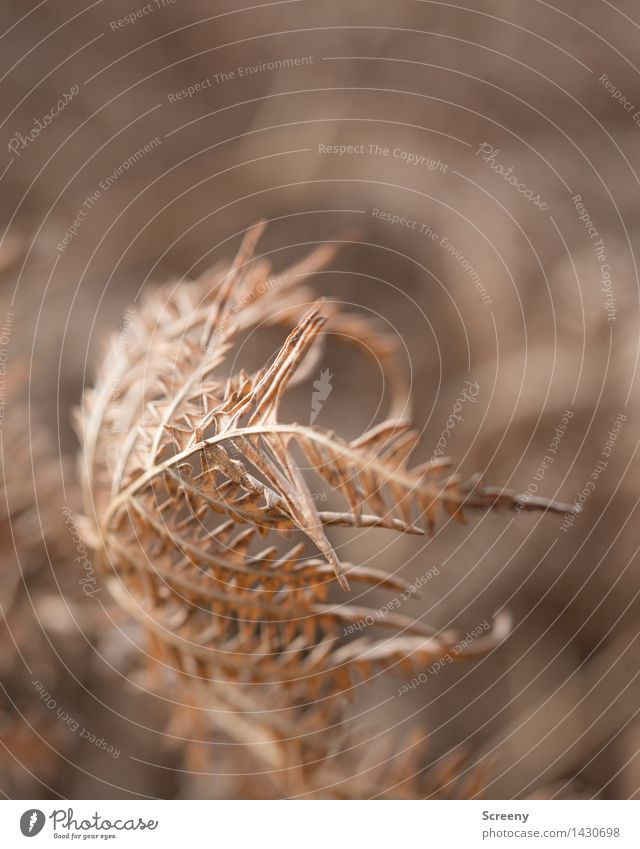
(77, 223), (575, 797)
(0, 242), (83, 796)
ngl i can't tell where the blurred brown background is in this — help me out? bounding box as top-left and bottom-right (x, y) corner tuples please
(2, 0), (640, 799)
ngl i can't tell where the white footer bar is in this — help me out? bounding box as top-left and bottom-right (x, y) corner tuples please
(1, 800), (638, 848)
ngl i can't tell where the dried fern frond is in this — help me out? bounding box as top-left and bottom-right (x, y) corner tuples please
(0, 257), (87, 795)
(78, 223), (577, 794)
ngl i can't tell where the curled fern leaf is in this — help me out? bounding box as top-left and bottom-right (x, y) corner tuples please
(77, 224), (576, 792)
